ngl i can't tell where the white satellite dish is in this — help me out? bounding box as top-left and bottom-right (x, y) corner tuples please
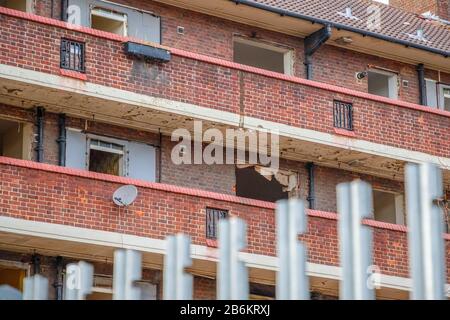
(113, 185), (138, 207)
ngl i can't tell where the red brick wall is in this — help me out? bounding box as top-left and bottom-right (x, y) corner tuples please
(390, 0), (449, 20)
(9, 0), (450, 104)
(0, 13), (448, 158)
(1, 159), (449, 281)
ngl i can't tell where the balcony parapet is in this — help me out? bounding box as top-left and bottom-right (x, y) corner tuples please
(0, 7), (449, 159)
(0, 156), (449, 281)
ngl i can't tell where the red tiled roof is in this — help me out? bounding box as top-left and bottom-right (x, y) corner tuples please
(238, 0), (450, 55)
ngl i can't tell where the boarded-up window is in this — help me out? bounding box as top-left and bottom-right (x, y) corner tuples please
(67, 0), (161, 43)
(65, 129), (156, 182)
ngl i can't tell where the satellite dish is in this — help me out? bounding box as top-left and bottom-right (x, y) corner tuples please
(113, 185), (138, 207)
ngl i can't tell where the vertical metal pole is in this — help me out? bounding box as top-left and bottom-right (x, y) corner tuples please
(337, 180), (374, 300)
(64, 261), (94, 300)
(23, 274), (49, 300)
(113, 249), (142, 300)
(276, 198), (309, 300)
(163, 234), (193, 300)
(218, 217), (249, 300)
(406, 163), (445, 300)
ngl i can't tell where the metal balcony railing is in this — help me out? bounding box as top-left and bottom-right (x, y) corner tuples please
(333, 100), (353, 131)
(206, 207), (228, 239)
(60, 39), (85, 73)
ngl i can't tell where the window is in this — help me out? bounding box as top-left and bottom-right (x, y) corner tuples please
(439, 85), (450, 112)
(65, 130), (156, 182)
(425, 80), (450, 111)
(235, 166), (290, 202)
(368, 70), (398, 99)
(60, 39), (85, 73)
(91, 7), (127, 36)
(67, 0), (161, 43)
(88, 139), (124, 176)
(233, 38), (293, 75)
(373, 190), (404, 225)
(206, 208), (228, 240)
(0, 118), (32, 160)
(0, 0), (33, 12)
(333, 100), (353, 131)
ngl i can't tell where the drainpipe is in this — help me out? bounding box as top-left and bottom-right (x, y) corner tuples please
(54, 256), (64, 300)
(35, 107), (45, 163)
(306, 162), (315, 209)
(61, 0), (68, 21)
(31, 254), (41, 275)
(57, 114), (66, 166)
(417, 63), (427, 106)
(304, 25), (331, 80)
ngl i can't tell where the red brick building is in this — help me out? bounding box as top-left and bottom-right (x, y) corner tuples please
(0, 0), (449, 300)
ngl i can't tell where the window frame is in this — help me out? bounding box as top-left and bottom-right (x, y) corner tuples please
(373, 189), (405, 225)
(206, 207), (229, 240)
(438, 83), (450, 111)
(367, 69), (398, 99)
(233, 37), (294, 76)
(90, 6), (128, 36)
(86, 134), (127, 177)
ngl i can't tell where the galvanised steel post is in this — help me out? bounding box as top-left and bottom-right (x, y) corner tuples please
(163, 234), (193, 300)
(276, 198), (309, 300)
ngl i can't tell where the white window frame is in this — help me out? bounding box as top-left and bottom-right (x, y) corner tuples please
(233, 37), (294, 76)
(86, 134), (127, 176)
(368, 69), (398, 99)
(90, 6), (128, 36)
(438, 83), (450, 111)
(373, 189), (405, 225)
(425, 78), (438, 108)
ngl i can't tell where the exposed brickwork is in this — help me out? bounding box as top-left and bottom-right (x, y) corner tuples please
(0, 13), (448, 158)
(1, 159), (449, 281)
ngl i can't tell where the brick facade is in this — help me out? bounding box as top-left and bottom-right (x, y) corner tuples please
(1, 158), (448, 282)
(0, 12), (449, 158)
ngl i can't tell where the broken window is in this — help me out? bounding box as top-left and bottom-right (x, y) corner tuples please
(233, 38), (293, 75)
(368, 70), (398, 99)
(373, 190), (404, 225)
(0, 0), (32, 12)
(91, 7), (127, 36)
(0, 118), (32, 160)
(65, 129), (157, 182)
(88, 139), (124, 176)
(235, 166), (295, 202)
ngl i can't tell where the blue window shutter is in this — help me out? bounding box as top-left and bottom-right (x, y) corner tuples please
(65, 130), (87, 170)
(127, 142), (156, 182)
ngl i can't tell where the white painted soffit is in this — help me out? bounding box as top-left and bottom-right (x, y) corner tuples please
(0, 64), (449, 170)
(0, 216), (449, 295)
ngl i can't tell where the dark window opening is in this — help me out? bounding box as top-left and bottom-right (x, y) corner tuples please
(0, 118), (30, 160)
(333, 100), (353, 131)
(233, 39), (292, 75)
(206, 208), (228, 240)
(88, 139), (124, 176)
(60, 39), (85, 73)
(235, 167), (288, 202)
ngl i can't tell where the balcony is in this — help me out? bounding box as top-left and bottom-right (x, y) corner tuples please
(0, 9), (449, 187)
(0, 156), (449, 299)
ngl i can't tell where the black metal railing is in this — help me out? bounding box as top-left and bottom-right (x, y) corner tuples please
(60, 39), (85, 73)
(333, 100), (353, 131)
(206, 207), (228, 239)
